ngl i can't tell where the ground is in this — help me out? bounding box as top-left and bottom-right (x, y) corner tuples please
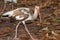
(0, 0), (60, 40)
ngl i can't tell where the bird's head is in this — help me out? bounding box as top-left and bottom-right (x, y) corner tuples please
(35, 6), (40, 15)
(35, 6), (40, 10)
(35, 6), (40, 12)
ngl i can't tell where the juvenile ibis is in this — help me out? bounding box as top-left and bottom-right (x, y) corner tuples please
(2, 6), (40, 40)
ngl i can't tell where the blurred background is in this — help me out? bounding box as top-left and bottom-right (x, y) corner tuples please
(0, 0), (60, 40)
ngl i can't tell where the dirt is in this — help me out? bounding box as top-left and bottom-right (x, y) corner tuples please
(0, 0), (60, 40)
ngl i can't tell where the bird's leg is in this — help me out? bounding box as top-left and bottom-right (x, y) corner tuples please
(13, 22), (21, 40)
(22, 21), (36, 40)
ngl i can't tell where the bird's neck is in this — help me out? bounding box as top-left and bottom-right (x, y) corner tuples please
(32, 8), (38, 20)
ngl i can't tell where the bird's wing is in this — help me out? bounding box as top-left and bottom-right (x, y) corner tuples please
(16, 8), (30, 13)
(12, 8), (29, 21)
(18, 7), (30, 11)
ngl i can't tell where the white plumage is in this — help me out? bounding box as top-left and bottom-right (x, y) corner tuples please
(4, 0), (17, 3)
(16, 16), (24, 20)
(2, 6), (40, 40)
(3, 11), (14, 17)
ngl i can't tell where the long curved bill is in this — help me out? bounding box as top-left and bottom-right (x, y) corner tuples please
(37, 8), (42, 24)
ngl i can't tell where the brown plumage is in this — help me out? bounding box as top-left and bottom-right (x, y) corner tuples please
(11, 9), (29, 21)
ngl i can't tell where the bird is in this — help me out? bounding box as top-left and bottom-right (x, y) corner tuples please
(2, 6), (40, 40)
(4, 0), (17, 3)
(1, 0), (17, 13)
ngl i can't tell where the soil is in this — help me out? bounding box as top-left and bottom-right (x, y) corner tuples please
(0, 0), (60, 40)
